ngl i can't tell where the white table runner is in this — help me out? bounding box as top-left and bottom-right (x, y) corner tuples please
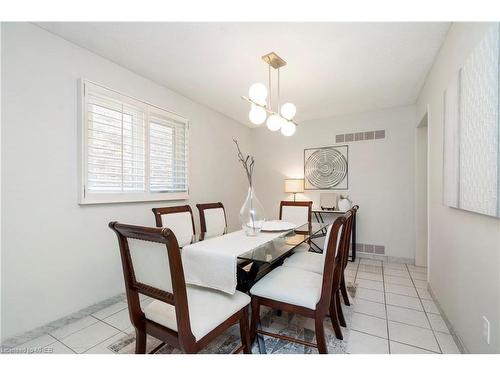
(181, 229), (286, 294)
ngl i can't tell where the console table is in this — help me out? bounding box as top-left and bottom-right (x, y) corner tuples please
(311, 208), (357, 262)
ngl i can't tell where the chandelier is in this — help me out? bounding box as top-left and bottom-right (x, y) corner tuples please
(241, 52), (298, 136)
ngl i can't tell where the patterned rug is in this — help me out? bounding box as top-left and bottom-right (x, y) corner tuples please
(110, 285), (356, 354)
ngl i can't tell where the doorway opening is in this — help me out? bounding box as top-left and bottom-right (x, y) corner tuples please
(415, 113), (429, 267)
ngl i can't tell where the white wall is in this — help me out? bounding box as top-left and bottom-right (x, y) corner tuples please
(1, 23), (252, 340)
(253, 105), (416, 260)
(416, 22), (500, 353)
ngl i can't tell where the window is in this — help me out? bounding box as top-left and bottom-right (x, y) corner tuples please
(79, 80), (189, 204)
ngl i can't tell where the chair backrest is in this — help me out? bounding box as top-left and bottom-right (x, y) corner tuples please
(316, 214), (348, 312)
(279, 201), (312, 227)
(323, 219), (343, 255)
(196, 202), (227, 237)
(152, 205), (195, 248)
(343, 205), (359, 269)
(108, 222), (195, 342)
(334, 210), (354, 286)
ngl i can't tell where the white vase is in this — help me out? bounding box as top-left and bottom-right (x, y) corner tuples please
(239, 186), (266, 236)
(338, 197), (352, 211)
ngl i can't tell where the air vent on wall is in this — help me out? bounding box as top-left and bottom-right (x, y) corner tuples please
(336, 129), (386, 143)
(354, 243), (386, 255)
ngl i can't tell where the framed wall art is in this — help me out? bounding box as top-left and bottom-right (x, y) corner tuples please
(304, 145), (348, 190)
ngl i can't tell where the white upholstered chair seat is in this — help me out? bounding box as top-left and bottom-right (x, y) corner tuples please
(283, 251), (323, 274)
(250, 266), (323, 309)
(143, 285), (250, 341)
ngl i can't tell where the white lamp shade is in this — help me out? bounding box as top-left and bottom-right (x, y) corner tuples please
(280, 102), (296, 120)
(248, 83), (268, 105)
(284, 179), (304, 193)
(266, 114), (283, 131)
(280, 121), (296, 136)
(248, 105), (267, 125)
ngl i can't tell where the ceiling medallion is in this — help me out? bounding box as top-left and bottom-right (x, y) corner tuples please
(241, 52), (298, 136)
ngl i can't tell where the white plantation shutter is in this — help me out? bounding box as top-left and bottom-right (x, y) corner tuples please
(87, 92), (145, 192)
(81, 80), (189, 204)
(149, 112), (189, 192)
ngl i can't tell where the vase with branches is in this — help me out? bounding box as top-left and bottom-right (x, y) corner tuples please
(233, 139), (266, 236)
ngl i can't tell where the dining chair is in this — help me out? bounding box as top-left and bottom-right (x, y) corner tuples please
(279, 200), (313, 226)
(196, 202), (227, 237)
(281, 208), (355, 339)
(152, 205), (195, 248)
(108, 222), (252, 354)
(249, 214), (349, 353)
(279, 200), (313, 252)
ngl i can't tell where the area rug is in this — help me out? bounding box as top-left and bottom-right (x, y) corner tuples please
(110, 284), (356, 354)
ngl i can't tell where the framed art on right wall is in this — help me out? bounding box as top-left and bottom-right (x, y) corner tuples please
(443, 23), (500, 218)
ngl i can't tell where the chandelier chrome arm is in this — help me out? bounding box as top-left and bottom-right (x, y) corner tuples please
(240, 96), (299, 127)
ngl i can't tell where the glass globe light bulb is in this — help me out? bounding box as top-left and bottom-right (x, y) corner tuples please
(248, 83), (268, 105)
(280, 120), (297, 136)
(266, 114), (283, 131)
(248, 105), (267, 125)
(280, 102), (297, 120)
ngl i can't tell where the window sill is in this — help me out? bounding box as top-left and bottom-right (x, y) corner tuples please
(79, 192), (189, 205)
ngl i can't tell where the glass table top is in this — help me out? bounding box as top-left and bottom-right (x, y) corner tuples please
(189, 222), (329, 265)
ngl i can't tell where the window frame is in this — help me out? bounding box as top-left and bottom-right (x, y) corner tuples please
(78, 79), (190, 205)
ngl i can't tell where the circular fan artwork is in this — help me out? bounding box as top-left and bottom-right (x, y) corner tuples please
(304, 146), (348, 190)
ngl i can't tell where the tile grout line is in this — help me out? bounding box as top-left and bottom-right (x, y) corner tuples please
(406, 263), (443, 354)
(354, 310), (436, 332)
(51, 319), (100, 341)
(91, 309), (135, 335)
(380, 261), (391, 354)
(55, 299), (129, 341)
(57, 318), (125, 354)
(389, 338), (440, 354)
(350, 320), (441, 354)
(46, 333), (77, 354)
(75, 319), (125, 354)
(82, 332), (127, 354)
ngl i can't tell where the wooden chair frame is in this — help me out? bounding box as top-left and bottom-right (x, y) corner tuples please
(109, 222), (251, 354)
(249, 212), (351, 354)
(196, 202), (228, 235)
(330, 209), (355, 339)
(152, 205), (196, 233)
(339, 205), (359, 307)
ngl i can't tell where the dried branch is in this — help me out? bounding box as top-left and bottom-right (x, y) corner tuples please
(233, 139), (254, 186)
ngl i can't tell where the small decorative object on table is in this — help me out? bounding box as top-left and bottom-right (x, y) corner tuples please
(320, 193), (338, 210)
(337, 195), (352, 211)
(234, 139), (266, 236)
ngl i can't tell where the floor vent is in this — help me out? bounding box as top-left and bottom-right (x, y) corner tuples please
(336, 129), (386, 143)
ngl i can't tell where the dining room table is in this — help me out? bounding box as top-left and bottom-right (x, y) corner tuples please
(181, 221), (330, 294)
(180, 221), (329, 354)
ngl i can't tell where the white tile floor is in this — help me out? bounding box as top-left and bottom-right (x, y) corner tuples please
(3, 258), (462, 354)
(345, 258), (461, 354)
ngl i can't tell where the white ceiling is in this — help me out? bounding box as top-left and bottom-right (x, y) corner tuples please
(37, 22), (450, 126)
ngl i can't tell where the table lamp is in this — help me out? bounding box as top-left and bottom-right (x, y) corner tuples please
(284, 179), (304, 201)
